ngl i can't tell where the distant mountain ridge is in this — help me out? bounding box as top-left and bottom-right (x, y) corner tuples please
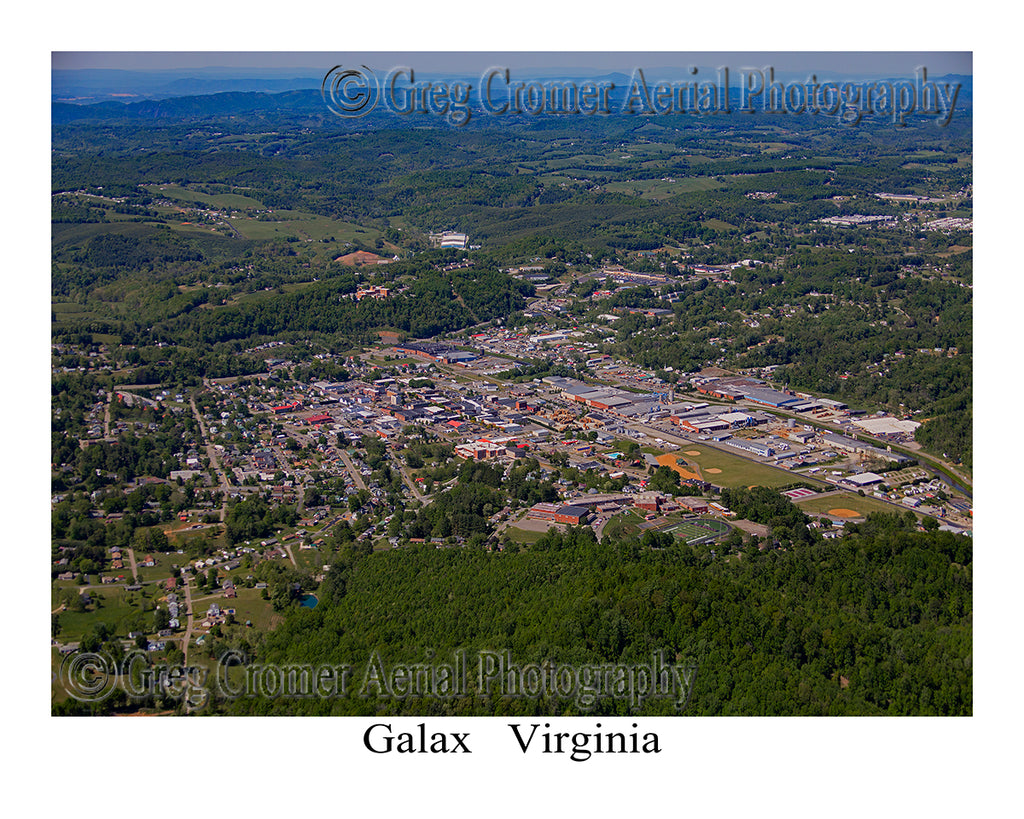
(52, 73), (972, 126)
(52, 90), (328, 124)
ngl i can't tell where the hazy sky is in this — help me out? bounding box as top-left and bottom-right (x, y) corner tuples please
(52, 51), (972, 77)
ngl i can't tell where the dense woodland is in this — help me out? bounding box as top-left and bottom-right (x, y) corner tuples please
(200, 516), (970, 716)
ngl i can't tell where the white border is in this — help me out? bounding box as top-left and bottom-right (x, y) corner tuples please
(14, 2), (1011, 814)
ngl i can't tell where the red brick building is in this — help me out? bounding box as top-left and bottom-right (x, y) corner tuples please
(527, 503), (591, 525)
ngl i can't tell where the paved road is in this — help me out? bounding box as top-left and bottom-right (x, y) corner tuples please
(181, 577), (194, 668)
(190, 390), (232, 521)
(337, 450), (367, 492)
(395, 457), (428, 503)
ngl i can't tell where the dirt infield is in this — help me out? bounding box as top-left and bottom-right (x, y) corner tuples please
(656, 452), (702, 482)
(684, 450), (702, 456)
(828, 508), (862, 518)
(705, 468), (722, 474)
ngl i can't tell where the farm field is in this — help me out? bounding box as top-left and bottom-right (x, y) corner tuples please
(603, 177), (722, 199)
(228, 210), (380, 244)
(145, 184), (265, 210)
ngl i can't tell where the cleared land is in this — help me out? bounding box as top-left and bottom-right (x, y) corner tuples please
(655, 452), (702, 481)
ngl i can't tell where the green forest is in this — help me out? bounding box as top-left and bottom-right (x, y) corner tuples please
(201, 515), (971, 716)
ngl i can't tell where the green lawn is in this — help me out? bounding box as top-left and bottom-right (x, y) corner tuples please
(145, 184), (264, 210)
(52, 585), (155, 642)
(664, 517), (732, 543)
(294, 546), (331, 574)
(136, 552), (185, 584)
(664, 445), (826, 490)
(600, 510), (644, 540)
(792, 490), (907, 519)
(604, 177), (721, 199)
(230, 210), (379, 243)
(504, 525), (552, 544)
(216, 587), (281, 632)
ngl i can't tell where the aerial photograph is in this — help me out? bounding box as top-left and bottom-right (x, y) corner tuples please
(49, 49), (974, 727)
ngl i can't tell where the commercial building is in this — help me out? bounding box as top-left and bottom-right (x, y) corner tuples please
(633, 493), (664, 512)
(431, 231), (469, 249)
(455, 440), (509, 460)
(724, 438), (775, 457)
(841, 472), (885, 488)
(527, 503), (590, 525)
(741, 387), (803, 409)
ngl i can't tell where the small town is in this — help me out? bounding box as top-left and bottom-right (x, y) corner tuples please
(51, 253), (972, 678)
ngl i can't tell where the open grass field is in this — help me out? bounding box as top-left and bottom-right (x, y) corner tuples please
(52, 586), (152, 642)
(225, 587), (284, 631)
(134, 184), (384, 247)
(527, 153), (625, 170)
(135, 552), (186, 584)
(701, 218), (738, 231)
(146, 184), (264, 210)
(663, 517), (732, 544)
(504, 524), (551, 544)
(603, 177), (722, 199)
(294, 546), (330, 574)
(164, 525), (226, 554)
(656, 452), (702, 482)
(52, 302), (103, 324)
(600, 510), (644, 540)
(229, 210), (380, 243)
(655, 444), (824, 490)
(505, 514), (569, 542)
(792, 490), (905, 519)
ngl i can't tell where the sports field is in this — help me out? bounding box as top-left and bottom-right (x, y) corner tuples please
(663, 517), (732, 544)
(792, 491), (905, 519)
(654, 445), (827, 490)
